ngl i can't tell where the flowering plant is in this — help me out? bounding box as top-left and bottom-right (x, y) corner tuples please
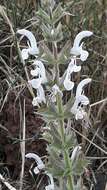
(17, 0), (93, 189)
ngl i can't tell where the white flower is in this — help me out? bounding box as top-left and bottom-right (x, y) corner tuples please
(71, 78), (92, 120)
(70, 31), (93, 61)
(32, 85), (46, 106)
(45, 173), (54, 190)
(29, 82), (46, 106)
(68, 57), (81, 73)
(29, 78), (42, 89)
(64, 71), (74, 91)
(64, 58), (81, 91)
(17, 29), (39, 60)
(25, 153), (45, 174)
(76, 78), (92, 97)
(29, 60), (47, 106)
(71, 146), (82, 162)
(51, 84), (63, 102)
(31, 60), (47, 83)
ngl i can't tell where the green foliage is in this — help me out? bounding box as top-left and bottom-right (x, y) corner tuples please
(52, 3), (65, 24)
(37, 104), (58, 121)
(57, 41), (71, 65)
(42, 119), (88, 188)
(37, 8), (52, 25)
(42, 22), (63, 42)
(36, 2), (91, 189)
(46, 145), (66, 176)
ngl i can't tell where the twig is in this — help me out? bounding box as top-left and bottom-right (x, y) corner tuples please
(97, 160), (107, 170)
(86, 156), (107, 160)
(71, 127), (107, 156)
(90, 98), (107, 107)
(19, 99), (26, 190)
(0, 173), (16, 190)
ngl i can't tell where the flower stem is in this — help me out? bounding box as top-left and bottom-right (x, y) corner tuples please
(52, 42), (59, 85)
(58, 99), (74, 190)
(53, 41), (74, 190)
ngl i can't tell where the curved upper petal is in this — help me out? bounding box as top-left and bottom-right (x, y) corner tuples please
(70, 31), (93, 60)
(70, 46), (81, 56)
(25, 153), (45, 174)
(72, 31), (93, 48)
(17, 29), (39, 57)
(64, 72), (74, 91)
(76, 78), (92, 97)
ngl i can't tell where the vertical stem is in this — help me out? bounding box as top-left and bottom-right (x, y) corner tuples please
(58, 103), (74, 190)
(52, 42), (59, 85)
(53, 41), (74, 190)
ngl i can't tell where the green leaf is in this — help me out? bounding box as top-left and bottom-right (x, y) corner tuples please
(41, 22), (63, 42)
(47, 167), (65, 177)
(36, 8), (51, 25)
(49, 124), (63, 149)
(72, 157), (89, 176)
(58, 41), (71, 65)
(63, 111), (73, 120)
(42, 123), (63, 149)
(42, 130), (53, 143)
(64, 94), (75, 113)
(37, 104), (58, 121)
(65, 134), (75, 150)
(52, 3), (64, 24)
(46, 145), (66, 177)
(39, 42), (55, 65)
(41, 0), (55, 11)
